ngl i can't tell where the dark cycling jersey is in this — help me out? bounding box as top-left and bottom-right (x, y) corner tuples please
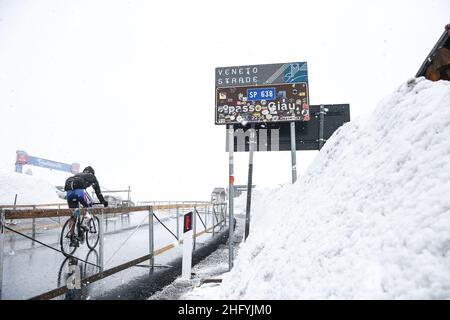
(64, 172), (106, 204)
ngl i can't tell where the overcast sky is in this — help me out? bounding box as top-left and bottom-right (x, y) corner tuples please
(0, 0), (449, 202)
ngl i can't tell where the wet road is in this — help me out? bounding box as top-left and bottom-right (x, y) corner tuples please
(1, 209), (227, 300)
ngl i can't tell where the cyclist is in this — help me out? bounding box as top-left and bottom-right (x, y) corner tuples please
(64, 166), (108, 246)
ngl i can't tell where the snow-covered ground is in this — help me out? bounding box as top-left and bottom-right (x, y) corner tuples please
(181, 78), (450, 299)
(0, 171), (63, 205)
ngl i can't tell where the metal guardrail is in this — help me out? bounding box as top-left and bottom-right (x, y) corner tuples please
(0, 203), (68, 209)
(0, 202), (228, 300)
(0, 200), (210, 210)
(2, 203), (213, 220)
(138, 200), (210, 204)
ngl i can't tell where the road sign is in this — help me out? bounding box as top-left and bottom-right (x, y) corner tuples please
(215, 62), (309, 125)
(247, 87), (276, 101)
(15, 150), (80, 174)
(216, 83), (310, 125)
(226, 104), (351, 151)
(216, 62), (308, 87)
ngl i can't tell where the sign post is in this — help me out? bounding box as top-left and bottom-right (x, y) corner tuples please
(245, 124), (255, 240)
(99, 210), (105, 276)
(228, 125), (235, 271)
(319, 105), (327, 150)
(149, 207), (154, 270)
(182, 212), (194, 279)
(0, 210), (4, 299)
(290, 122), (297, 183)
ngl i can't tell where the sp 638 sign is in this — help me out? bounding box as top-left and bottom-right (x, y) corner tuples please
(247, 88), (276, 101)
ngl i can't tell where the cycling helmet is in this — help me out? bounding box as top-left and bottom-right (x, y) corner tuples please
(83, 166), (95, 175)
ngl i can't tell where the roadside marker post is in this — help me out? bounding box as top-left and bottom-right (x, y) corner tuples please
(0, 210), (4, 299)
(182, 212), (194, 279)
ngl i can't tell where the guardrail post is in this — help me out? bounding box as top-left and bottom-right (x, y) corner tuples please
(222, 203), (226, 227)
(32, 205), (36, 247)
(149, 206), (154, 270)
(217, 204), (221, 229)
(99, 209), (105, 274)
(218, 204), (222, 230)
(220, 205), (224, 229)
(193, 204), (197, 251)
(205, 206), (208, 234)
(224, 203), (228, 227)
(205, 205), (211, 232)
(0, 209), (4, 299)
(212, 205), (215, 238)
(176, 207), (180, 240)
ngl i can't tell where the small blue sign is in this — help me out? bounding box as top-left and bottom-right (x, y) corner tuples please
(247, 88), (276, 101)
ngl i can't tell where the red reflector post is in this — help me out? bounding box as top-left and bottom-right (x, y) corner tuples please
(184, 212), (193, 233)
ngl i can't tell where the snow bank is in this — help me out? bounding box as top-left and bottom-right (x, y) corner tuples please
(233, 185), (283, 213)
(0, 171), (62, 205)
(185, 78), (450, 299)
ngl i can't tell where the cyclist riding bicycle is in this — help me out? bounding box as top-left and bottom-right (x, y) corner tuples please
(64, 166), (108, 247)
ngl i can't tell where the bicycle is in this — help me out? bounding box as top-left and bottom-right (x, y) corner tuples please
(57, 249), (100, 287)
(60, 205), (101, 256)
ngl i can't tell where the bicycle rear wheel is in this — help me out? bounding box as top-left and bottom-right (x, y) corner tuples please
(60, 217), (77, 256)
(86, 216), (100, 250)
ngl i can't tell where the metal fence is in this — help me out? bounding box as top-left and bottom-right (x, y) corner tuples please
(0, 201), (227, 300)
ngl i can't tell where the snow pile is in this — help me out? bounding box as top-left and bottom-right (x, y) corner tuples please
(233, 185), (283, 213)
(185, 78), (450, 299)
(0, 171), (62, 205)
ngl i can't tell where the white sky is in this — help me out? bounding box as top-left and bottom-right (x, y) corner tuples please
(0, 0), (449, 202)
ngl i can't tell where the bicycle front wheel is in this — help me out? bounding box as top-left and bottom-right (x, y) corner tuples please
(86, 216), (100, 250)
(60, 217), (77, 256)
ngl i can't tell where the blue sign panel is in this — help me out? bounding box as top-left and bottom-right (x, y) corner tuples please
(247, 88), (276, 101)
(27, 156), (73, 172)
(216, 61), (308, 88)
(283, 62), (308, 83)
(15, 150), (80, 174)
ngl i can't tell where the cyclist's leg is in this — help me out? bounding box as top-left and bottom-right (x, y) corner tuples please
(78, 190), (93, 230)
(81, 191), (99, 235)
(67, 189), (88, 245)
(66, 190), (80, 237)
(67, 215), (79, 246)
